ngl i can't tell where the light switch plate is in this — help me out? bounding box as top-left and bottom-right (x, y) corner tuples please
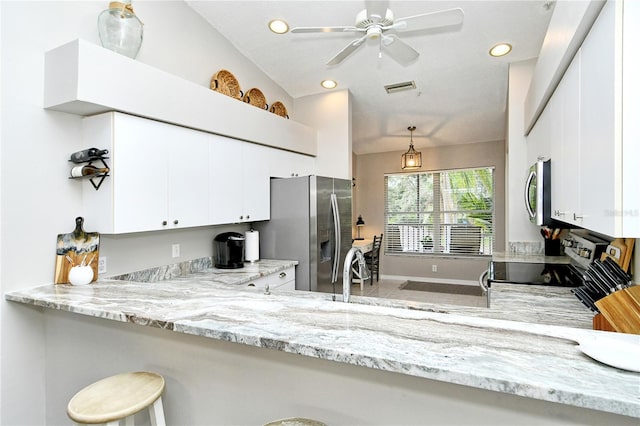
(172, 244), (180, 258)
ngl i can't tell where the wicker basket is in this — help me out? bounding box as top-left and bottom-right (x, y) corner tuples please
(210, 69), (243, 100)
(269, 101), (289, 118)
(243, 88), (268, 110)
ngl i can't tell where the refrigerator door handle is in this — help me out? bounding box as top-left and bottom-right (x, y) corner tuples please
(330, 193), (341, 283)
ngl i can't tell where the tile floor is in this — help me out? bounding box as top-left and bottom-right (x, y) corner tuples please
(318, 277), (488, 308)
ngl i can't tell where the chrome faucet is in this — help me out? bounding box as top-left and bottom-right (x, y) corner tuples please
(342, 247), (371, 303)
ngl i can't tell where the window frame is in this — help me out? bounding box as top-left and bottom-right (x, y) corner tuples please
(383, 166), (495, 258)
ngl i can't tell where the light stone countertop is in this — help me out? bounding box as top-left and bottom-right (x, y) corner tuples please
(5, 258), (640, 418)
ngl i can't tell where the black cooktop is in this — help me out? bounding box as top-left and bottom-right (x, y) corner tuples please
(489, 261), (583, 287)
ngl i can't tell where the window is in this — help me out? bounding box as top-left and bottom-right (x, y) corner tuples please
(384, 167), (494, 256)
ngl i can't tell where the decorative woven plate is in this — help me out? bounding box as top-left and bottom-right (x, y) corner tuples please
(269, 101), (289, 118)
(210, 69), (243, 100)
(243, 88), (268, 110)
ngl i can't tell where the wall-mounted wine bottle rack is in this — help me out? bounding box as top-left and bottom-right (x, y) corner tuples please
(68, 153), (110, 191)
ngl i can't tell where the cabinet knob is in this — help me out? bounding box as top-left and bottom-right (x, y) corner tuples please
(162, 220), (168, 226)
(246, 215), (250, 220)
(239, 215), (244, 220)
(173, 219), (179, 225)
(279, 272), (287, 278)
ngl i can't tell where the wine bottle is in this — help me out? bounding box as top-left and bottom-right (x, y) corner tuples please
(69, 148), (109, 164)
(70, 165), (110, 178)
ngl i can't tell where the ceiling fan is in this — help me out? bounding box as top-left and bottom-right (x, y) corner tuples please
(290, 0), (464, 66)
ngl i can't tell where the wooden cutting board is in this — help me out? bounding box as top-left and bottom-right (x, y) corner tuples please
(54, 217), (100, 284)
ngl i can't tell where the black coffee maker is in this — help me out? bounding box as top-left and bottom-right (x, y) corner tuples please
(214, 232), (245, 269)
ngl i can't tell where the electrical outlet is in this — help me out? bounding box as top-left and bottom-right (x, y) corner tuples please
(172, 244), (180, 258)
(98, 256), (107, 274)
(431, 264), (437, 272)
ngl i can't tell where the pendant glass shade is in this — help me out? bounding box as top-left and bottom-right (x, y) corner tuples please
(98, 1), (143, 59)
(401, 126), (422, 170)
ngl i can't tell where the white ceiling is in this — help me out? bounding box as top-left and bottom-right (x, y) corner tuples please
(186, 1), (554, 155)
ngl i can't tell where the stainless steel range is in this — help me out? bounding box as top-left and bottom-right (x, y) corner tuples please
(561, 230), (609, 269)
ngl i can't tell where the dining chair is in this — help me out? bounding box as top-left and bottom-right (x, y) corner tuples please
(365, 234), (383, 285)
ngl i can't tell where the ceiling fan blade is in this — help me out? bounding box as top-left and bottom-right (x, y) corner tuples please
(381, 35), (419, 64)
(327, 34), (368, 66)
(291, 26), (361, 34)
(365, 0), (390, 23)
(393, 8), (464, 32)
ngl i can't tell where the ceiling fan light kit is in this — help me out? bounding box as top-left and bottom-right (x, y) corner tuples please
(401, 126), (422, 170)
(290, 1), (464, 65)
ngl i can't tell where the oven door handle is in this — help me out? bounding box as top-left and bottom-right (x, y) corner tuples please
(478, 269), (489, 293)
(478, 268), (490, 308)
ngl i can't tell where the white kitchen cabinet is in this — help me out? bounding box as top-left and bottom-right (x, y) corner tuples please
(209, 135), (270, 224)
(550, 51), (581, 225)
(243, 267), (296, 292)
(82, 112), (209, 233)
(268, 149), (316, 178)
(545, 0), (639, 237)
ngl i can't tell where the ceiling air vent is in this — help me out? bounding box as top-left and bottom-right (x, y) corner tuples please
(384, 80), (416, 94)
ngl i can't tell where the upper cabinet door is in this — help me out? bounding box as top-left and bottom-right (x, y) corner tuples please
(208, 135), (243, 224)
(112, 114), (170, 233)
(578, 0), (616, 235)
(208, 136), (270, 224)
(166, 126), (210, 229)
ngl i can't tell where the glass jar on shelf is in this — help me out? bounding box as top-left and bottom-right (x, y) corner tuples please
(97, 1), (143, 59)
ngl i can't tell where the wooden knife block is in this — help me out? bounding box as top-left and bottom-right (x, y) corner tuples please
(594, 286), (640, 334)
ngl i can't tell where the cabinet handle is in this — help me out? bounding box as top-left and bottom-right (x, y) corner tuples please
(247, 283), (255, 287)
(173, 219), (179, 225)
(162, 220), (168, 226)
(279, 272), (287, 278)
(573, 213), (583, 220)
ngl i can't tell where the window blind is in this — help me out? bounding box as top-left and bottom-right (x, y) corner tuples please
(384, 167), (494, 256)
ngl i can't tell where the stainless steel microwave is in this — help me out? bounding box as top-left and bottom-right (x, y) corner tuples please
(525, 158), (551, 225)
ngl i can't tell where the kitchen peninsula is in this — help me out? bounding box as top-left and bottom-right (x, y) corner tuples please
(6, 258), (639, 425)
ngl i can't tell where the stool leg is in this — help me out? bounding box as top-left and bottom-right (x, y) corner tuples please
(106, 421), (120, 426)
(149, 397), (166, 426)
(124, 415), (135, 426)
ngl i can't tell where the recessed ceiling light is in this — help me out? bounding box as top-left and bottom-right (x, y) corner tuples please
(489, 43), (512, 57)
(321, 80), (337, 89)
(268, 19), (289, 34)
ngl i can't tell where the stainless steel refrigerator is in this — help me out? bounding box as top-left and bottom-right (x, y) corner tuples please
(255, 175), (352, 293)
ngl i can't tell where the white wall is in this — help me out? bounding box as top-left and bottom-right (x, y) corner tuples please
(506, 59), (542, 245)
(295, 89), (352, 180)
(0, 1), (299, 423)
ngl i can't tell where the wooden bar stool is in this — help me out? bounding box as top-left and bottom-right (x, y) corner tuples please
(67, 371), (166, 426)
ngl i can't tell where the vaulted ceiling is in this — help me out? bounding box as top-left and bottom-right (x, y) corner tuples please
(187, 1), (554, 155)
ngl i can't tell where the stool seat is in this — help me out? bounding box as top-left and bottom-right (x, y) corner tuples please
(67, 371), (165, 425)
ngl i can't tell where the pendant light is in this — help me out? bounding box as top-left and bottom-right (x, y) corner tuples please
(401, 126), (422, 170)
